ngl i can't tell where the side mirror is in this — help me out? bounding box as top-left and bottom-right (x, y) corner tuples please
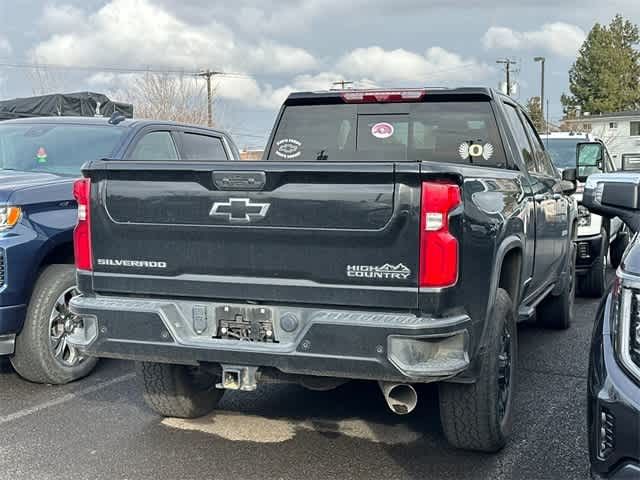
(582, 172), (640, 233)
(577, 142), (604, 182)
(562, 167), (577, 182)
(560, 168), (577, 194)
(622, 154), (640, 171)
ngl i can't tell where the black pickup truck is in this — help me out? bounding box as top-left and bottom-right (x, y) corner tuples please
(69, 88), (577, 452)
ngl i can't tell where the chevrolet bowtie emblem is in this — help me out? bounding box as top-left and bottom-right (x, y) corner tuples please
(209, 198), (270, 223)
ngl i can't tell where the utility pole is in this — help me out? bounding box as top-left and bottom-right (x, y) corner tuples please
(546, 99), (550, 135)
(196, 69), (221, 127)
(534, 57), (546, 121)
(332, 80), (354, 90)
(496, 59), (517, 96)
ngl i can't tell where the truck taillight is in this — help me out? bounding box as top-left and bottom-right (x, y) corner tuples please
(73, 178), (92, 271)
(341, 89), (427, 103)
(419, 181), (461, 288)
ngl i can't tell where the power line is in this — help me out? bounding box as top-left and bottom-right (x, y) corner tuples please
(0, 61), (251, 126)
(425, 62), (484, 77)
(0, 60), (250, 78)
(0, 60), (489, 83)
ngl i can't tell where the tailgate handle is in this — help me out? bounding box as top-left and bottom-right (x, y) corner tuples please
(213, 171), (266, 191)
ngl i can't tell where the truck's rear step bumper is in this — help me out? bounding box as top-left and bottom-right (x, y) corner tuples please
(69, 295), (472, 383)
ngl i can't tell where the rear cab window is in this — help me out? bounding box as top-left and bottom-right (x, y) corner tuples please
(180, 133), (228, 161)
(267, 97), (506, 168)
(129, 131), (178, 161)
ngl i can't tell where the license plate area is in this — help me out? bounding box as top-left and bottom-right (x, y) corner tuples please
(215, 305), (277, 343)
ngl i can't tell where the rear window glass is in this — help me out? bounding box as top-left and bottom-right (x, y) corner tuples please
(267, 102), (506, 167)
(0, 124), (126, 176)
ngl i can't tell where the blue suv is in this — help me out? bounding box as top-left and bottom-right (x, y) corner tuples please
(0, 115), (238, 383)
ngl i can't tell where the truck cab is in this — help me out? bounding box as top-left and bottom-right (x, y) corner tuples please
(69, 87), (577, 453)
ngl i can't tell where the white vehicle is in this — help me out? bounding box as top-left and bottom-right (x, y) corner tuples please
(541, 132), (628, 297)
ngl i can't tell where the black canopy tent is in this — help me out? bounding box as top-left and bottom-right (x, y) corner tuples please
(0, 92), (133, 120)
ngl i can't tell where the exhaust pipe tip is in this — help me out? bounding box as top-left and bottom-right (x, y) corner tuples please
(379, 382), (418, 415)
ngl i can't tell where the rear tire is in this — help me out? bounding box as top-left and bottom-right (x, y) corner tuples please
(10, 264), (98, 384)
(439, 288), (516, 452)
(136, 362), (224, 418)
(538, 243), (576, 329)
(578, 229), (607, 298)
(609, 230), (629, 269)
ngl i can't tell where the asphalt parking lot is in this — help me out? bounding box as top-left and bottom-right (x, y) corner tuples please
(0, 290), (602, 480)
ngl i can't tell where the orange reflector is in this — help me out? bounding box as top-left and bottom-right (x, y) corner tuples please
(5, 207), (21, 227)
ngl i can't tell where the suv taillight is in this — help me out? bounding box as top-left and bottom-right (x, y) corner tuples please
(73, 178), (92, 271)
(419, 181), (461, 288)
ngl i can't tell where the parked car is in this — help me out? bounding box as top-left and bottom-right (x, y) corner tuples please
(541, 132), (628, 297)
(0, 115), (239, 384)
(69, 87), (577, 452)
(581, 171), (640, 479)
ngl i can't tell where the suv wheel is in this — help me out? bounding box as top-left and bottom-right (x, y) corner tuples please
(137, 362), (225, 418)
(439, 288), (516, 452)
(578, 229), (607, 298)
(10, 264), (98, 384)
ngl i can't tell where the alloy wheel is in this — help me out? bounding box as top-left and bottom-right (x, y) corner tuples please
(497, 324), (512, 421)
(49, 286), (86, 368)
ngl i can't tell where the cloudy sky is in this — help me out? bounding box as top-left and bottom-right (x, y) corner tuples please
(0, 0), (638, 148)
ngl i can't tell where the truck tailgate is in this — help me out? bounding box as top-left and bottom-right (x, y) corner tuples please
(86, 161), (420, 309)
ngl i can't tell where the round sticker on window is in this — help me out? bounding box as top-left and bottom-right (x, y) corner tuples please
(371, 122), (394, 139)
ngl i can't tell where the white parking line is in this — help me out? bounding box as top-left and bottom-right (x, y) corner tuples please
(0, 372), (135, 426)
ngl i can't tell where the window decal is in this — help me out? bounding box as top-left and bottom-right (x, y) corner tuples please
(459, 142), (494, 161)
(371, 122), (394, 139)
(275, 138), (302, 159)
(36, 146), (48, 163)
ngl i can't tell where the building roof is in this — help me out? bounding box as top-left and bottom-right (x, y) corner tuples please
(539, 132), (597, 140)
(565, 110), (640, 122)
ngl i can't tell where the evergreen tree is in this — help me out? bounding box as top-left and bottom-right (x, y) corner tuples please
(562, 15), (640, 113)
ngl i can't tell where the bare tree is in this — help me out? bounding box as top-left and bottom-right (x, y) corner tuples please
(590, 123), (625, 154)
(27, 66), (69, 96)
(117, 72), (212, 126)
